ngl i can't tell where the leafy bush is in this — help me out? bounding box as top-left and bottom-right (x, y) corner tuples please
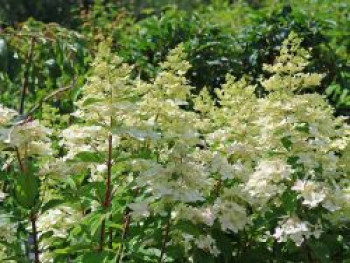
(118, 3), (350, 113)
(0, 19), (89, 114)
(0, 0), (79, 26)
(118, 9), (246, 93)
(0, 33), (349, 262)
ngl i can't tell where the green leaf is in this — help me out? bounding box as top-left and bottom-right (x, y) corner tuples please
(81, 252), (112, 263)
(294, 122), (309, 133)
(193, 248), (215, 263)
(82, 97), (104, 107)
(84, 210), (108, 236)
(14, 170), (39, 210)
(308, 241), (332, 263)
(54, 244), (91, 255)
(281, 190), (297, 214)
(175, 220), (201, 236)
(72, 151), (105, 163)
(281, 136), (292, 151)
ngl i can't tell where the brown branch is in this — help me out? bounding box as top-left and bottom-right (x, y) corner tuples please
(25, 79), (75, 118)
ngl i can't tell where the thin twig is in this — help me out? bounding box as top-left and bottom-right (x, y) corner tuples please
(25, 80), (75, 118)
(215, 178), (222, 197)
(19, 37), (36, 115)
(15, 147), (25, 173)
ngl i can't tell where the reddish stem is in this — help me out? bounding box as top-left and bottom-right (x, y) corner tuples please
(99, 134), (113, 251)
(104, 134), (113, 207)
(30, 213), (40, 263)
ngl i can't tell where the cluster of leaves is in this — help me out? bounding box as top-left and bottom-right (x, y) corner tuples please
(0, 32), (349, 263)
(0, 19), (89, 115)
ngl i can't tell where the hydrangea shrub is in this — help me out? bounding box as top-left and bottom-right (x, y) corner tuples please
(0, 32), (349, 262)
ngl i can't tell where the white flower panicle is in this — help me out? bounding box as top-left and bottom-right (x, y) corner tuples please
(273, 216), (322, 246)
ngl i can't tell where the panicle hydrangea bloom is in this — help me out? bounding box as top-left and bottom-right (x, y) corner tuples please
(194, 31), (350, 248)
(173, 204), (215, 227)
(261, 31), (323, 93)
(273, 216), (322, 246)
(244, 159), (292, 207)
(0, 105), (17, 125)
(195, 235), (220, 257)
(0, 105), (52, 157)
(36, 205), (81, 263)
(131, 45), (212, 212)
(213, 188), (248, 233)
(291, 180), (326, 208)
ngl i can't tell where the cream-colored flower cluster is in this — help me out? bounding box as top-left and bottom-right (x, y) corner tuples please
(56, 33), (349, 254)
(195, 32), (350, 248)
(0, 106), (53, 158)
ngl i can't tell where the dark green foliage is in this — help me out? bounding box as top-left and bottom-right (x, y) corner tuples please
(117, 4), (350, 112)
(0, 0), (79, 27)
(0, 19), (90, 115)
(118, 10), (242, 93)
